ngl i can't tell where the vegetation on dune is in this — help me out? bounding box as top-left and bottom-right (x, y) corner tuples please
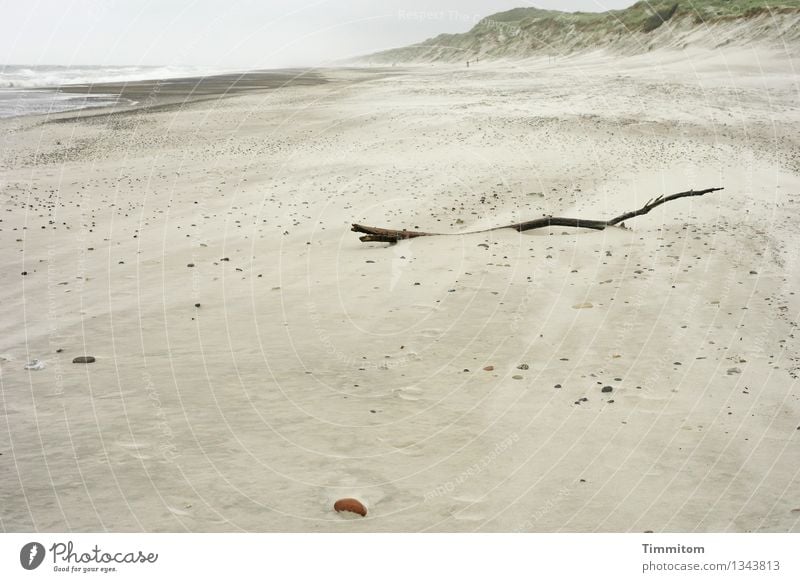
(474, 1), (800, 36)
(364, 1), (800, 62)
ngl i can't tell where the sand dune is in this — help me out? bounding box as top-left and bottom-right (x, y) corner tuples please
(1, 46), (798, 532)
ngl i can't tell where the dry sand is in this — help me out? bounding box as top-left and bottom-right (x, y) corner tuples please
(1, 46), (798, 532)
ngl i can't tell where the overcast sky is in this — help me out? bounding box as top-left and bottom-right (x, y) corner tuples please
(1, 0), (636, 68)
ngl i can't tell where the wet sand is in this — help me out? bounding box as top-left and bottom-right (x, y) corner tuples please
(47, 69), (331, 119)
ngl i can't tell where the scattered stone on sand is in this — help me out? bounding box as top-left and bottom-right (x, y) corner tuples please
(517, 363), (529, 370)
(727, 367), (742, 375)
(334, 498), (367, 517)
(512, 375), (523, 380)
(601, 386), (613, 393)
(483, 365), (494, 371)
(72, 356), (96, 364)
(572, 302), (593, 309)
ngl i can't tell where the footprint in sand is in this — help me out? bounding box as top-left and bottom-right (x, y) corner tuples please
(418, 328), (443, 339)
(115, 441), (153, 460)
(393, 386), (423, 401)
(451, 503), (489, 522)
(382, 439), (425, 457)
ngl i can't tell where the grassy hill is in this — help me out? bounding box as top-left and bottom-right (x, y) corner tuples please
(360, 1), (800, 63)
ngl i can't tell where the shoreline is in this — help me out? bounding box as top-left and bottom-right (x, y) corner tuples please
(0, 68), (333, 122)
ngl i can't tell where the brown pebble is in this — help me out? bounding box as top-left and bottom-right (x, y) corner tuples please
(483, 365), (494, 371)
(72, 356), (96, 364)
(334, 498), (367, 517)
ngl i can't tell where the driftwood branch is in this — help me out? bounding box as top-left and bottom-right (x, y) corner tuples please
(352, 187), (723, 244)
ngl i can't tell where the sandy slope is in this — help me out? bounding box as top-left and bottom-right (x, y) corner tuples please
(1, 46), (798, 532)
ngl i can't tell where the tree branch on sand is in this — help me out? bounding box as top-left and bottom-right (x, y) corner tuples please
(351, 187), (723, 244)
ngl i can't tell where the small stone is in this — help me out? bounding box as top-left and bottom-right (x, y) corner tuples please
(334, 498), (367, 517)
(72, 356), (96, 364)
(572, 302), (593, 309)
(554, 384), (562, 389)
(194, 303), (201, 308)
(601, 386), (613, 393)
(727, 367), (741, 375)
(517, 363), (529, 370)
(187, 263), (195, 267)
(483, 365), (494, 371)
(21, 271), (27, 276)
(512, 375), (523, 380)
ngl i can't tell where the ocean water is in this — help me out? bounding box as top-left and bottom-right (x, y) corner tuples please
(0, 90), (129, 119)
(0, 64), (226, 118)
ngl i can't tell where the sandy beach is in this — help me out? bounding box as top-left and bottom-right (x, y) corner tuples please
(1, 46), (798, 532)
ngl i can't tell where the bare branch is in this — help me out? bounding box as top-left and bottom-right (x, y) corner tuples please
(351, 187), (723, 244)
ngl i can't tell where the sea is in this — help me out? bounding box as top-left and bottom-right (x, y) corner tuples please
(0, 65), (225, 119)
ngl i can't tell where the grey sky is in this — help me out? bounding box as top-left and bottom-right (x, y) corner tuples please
(1, 1), (636, 68)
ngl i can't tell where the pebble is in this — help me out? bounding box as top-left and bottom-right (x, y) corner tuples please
(334, 498), (367, 517)
(517, 363), (529, 370)
(512, 375), (523, 380)
(601, 386), (613, 393)
(727, 367), (741, 375)
(72, 356), (96, 364)
(483, 365), (494, 371)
